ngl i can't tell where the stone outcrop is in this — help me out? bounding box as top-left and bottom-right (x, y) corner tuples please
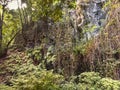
(83, 0), (120, 79)
(76, 0), (107, 37)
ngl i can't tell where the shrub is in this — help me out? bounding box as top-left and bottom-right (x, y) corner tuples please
(11, 70), (64, 90)
(61, 72), (120, 90)
(60, 82), (78, 90)
(0, 84), (15, 90)
(95, 78), (120, 90)
(27, 46), (42, 61)
(79, 72), (101, 85)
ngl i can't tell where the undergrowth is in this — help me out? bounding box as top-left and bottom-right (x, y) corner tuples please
(0, 48), (120, 90)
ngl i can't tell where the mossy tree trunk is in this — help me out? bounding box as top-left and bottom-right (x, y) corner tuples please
(0, 4), (6, 58)
(0, 5), (5, 49)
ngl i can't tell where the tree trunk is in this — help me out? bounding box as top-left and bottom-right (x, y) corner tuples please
(0, 5), (5, 49)
(0, 19), (2, 48)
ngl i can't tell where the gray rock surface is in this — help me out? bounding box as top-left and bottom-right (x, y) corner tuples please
(85, 0), (107, 36)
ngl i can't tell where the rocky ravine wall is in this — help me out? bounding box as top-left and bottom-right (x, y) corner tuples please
(76, 0), (107, 37)
(80, 0), (120, 79)
(56, 0), (120, 79)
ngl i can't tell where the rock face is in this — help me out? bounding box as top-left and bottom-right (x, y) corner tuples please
(76, 0), (107, 36)
(83, 1), (120, 79)
(86, 0), (106, 25)
(86, 0), (107, 35)
(65, 0), (120, 79)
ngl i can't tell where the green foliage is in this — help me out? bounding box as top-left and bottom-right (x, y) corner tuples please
(73, 43), (86, 55)
(60, 82), (78, 90)
(3, 71), (119, 90)
(0, 84), (15, 90)
(73, 40), (93, 55)
(79, 72), (101, 85)
(2, 10), (20, 46)
(67, 0), (76, 9)
(45, 46), (56, 63)
(83, 25), (97, 34)
(3, 49), (119, 90)
(28, 0), (64, 21)
(23, 0), (76, 22)
(96, 78), (120, 90)
(11, 70), (63, 90)
(97, 58), (120, 79)
(103, 0), (112, 10)
(2, 50), (63, 90)
(1, 57), (120, 90)
(26, 46), (56, 68)
(60, 72), (120, 90)
(27, 46), (42, 61)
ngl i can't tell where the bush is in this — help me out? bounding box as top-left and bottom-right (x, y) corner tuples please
(11, 70), (64, 90)
(1, 48), (120, 90)
(27, 46), (42, 61)
(61, 72), (120, 90)
(95, 78), (120, 90)
(0, 84), (15, 90)
(60, 82), (78, 90)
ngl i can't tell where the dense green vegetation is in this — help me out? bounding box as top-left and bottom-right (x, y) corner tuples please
(0, 50), (120, 90)
(0, 0), (120, 90)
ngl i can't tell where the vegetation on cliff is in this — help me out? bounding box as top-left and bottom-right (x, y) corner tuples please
(0, 0), (120, 90)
